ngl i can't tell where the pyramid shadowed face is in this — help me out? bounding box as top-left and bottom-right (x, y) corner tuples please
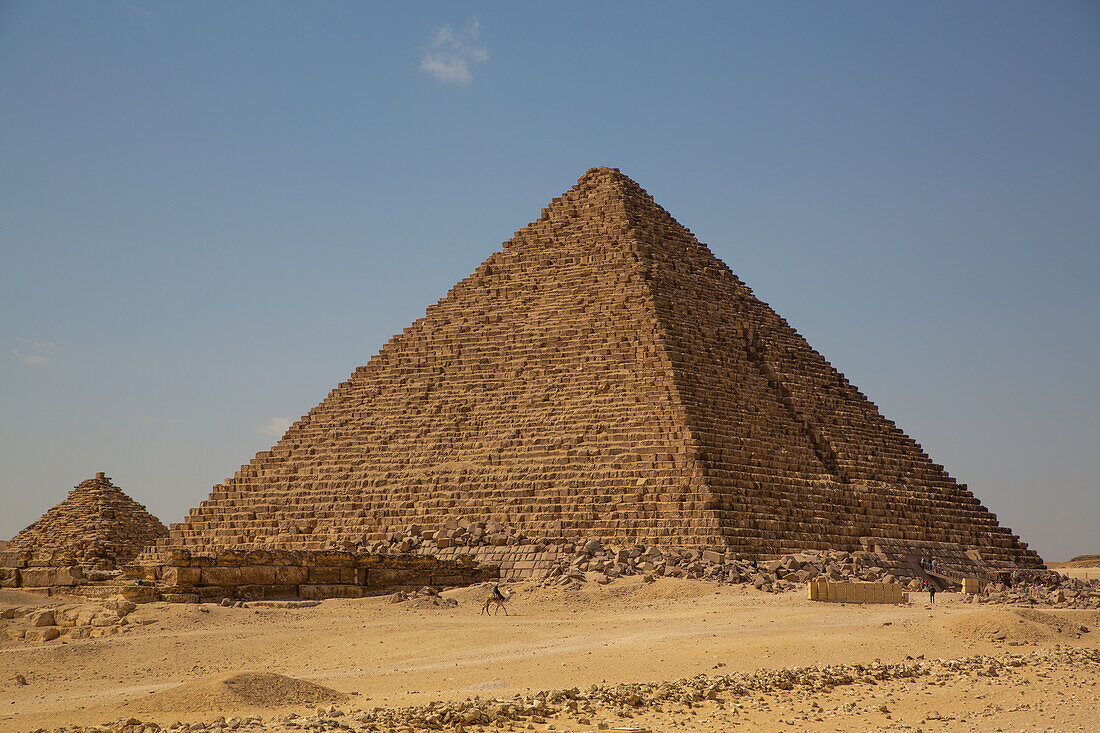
(147, 168), (1039, 569)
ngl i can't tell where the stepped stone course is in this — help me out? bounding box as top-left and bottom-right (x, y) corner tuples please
(145, 167), (1041, 569)
(6, 473), (168, 571)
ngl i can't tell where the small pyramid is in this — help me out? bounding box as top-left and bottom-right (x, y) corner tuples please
(149, 168), (1040, 566)
(9, 473), (168, 570)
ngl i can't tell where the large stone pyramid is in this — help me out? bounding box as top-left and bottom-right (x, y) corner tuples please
(10, 472), (168, 569)
(153, 168), (1040, 567)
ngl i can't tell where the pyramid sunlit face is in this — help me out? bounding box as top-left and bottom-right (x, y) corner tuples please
(142, 168), (1038, 575)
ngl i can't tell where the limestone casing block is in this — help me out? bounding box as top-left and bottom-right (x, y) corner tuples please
(0, 568), (19, 587)
(198, 566), (278, 586)
(307, 566), (356, 584)
(274, 566), (308, 585)
(19, 566), (85, 587)
(160, 566), (201, 586)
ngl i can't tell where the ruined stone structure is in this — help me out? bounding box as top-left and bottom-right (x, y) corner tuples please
(6, 473), (167, 571)
(139, 549), (493, 603)
(146, 167), (1042, 569)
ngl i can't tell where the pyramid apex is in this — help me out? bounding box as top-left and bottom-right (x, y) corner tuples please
(81, 472), (116, 489)
(570, 167), (658, 210)
(576, 166), (629, 188)
(580, 165), (620, 178)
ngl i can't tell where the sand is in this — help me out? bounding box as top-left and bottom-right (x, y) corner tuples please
(137, 672), (347, 713)
(1056, 566), (1100, 582)
(2, 578), (1098, 732)
(1052, 555), (1100, 568)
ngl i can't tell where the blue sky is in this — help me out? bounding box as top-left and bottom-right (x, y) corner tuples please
(2, 1), (1097, 560)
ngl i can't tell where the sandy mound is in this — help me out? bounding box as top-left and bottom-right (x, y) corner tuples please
(944, 608), (1089, 645)
(138, 672), (347, 713)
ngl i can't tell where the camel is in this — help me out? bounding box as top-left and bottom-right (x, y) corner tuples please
(481, 585), (514, 615)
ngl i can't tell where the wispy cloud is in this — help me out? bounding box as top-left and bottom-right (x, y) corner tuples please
(13, 341), (55, 366)
(421, 17), (488, 85)
(120, 0), (158, 25)
(257, 417), (292, 438)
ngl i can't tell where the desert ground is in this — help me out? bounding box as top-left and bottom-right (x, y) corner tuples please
(1046, 558), (1100, 584)
(3, 573), (1099, 733)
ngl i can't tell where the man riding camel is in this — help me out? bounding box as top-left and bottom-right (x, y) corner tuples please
(482, 583), (512, 615)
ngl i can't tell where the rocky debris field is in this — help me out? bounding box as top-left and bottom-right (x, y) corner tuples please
(5, 576), (1100, 733)
(34, 647), (1100, 733)
(349, 522), (1098, 609)
(971, 577), (1100, 610)
(388, 586), (457, 609)
(0, 596), (146, 643)
(532, 543), (907, 593)
(362, 522), (922, 590)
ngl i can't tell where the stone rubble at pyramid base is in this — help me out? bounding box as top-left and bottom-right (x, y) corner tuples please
(3, 507), (1052, 606)
(362, 521), (1092, 609)
(118, 519), (1082, 605)
(1, 596), (141, 644)
(4, 520), (1093, 609)
(7, 533), (1072, 607)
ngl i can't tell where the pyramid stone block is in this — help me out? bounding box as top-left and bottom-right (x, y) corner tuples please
(146, 168), (1041, 569)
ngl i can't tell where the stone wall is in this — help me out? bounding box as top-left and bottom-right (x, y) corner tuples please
(139, 549), (495, 603)
(0, 549), (89, 591)
(2, 547), (494, 603)
(807, 581), (908, 603)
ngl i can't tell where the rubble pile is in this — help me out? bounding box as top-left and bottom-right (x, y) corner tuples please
(972, 576), (1100, 609)
(357, 522), (926, 593)
(0, 596), (142, 643)
(536, 543), (914, 593)
(388, 585), (457, 609)
(362, 522), (1089, 607)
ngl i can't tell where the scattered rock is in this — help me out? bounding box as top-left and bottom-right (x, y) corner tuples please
(43, 648), (1100, 733)
(24, 627), (60, 642)
(27, 609), (55, 627)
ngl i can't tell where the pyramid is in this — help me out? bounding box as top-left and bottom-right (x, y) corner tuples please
(151, 168), (1040, 567)
(9, 472), (168, 570)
